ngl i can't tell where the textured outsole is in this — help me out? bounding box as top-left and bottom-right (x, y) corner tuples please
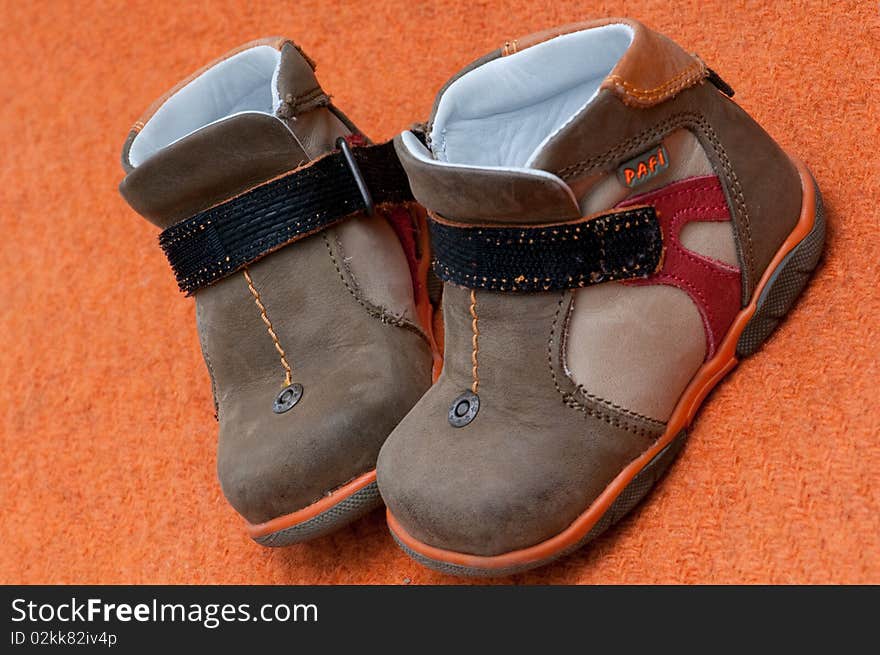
(391, 174), (826, 577)
(253, 481), (382, 547)
(737, 180), (825, 357)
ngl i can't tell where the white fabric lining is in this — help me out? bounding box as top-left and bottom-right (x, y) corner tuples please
(128, 46), (282, 167)
(430, 24), (633, 169)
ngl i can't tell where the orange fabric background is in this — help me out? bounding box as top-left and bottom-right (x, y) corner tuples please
(1, 0), (878, 584)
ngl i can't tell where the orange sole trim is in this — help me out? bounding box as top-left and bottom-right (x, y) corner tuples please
(245, 470), (377, 539)
(387, 157), (818, 572)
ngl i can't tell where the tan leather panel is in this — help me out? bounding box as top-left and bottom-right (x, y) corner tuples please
(566, 129), (733, 419)
(566, 282), (706, 422)
(578, 128), (714, 214)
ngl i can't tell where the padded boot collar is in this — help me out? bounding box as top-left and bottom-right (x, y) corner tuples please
(398, 18), (709, 223)
(120, 113), (308, 228)
(119, 37), (364, 229)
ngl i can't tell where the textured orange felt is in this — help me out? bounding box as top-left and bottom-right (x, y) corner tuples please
(0, 0), (878, 585)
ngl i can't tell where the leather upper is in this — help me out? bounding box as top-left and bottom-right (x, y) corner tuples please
(381, 18), (803, 556)
(119, 39), (432, 524)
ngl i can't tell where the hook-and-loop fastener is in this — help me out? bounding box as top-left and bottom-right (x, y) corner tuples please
(429, 206), (664, 292)
(158, 139), (413, 295)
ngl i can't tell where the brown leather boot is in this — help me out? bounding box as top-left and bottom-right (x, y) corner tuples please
(119, 39), (436, 546)
(378, 18), (825, 575)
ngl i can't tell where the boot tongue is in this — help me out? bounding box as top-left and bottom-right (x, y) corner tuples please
(272, 42), (324, 117)
(272, 42), (354, 162)
(120, 39), (352, 228)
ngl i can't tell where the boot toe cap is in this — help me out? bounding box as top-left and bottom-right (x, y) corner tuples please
(218, 371), (422, 526)
(378, 395), (595, 557)
(377, 377), (660, 558)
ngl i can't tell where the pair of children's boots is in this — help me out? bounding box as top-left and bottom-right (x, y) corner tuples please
(119, 18), (824, 576)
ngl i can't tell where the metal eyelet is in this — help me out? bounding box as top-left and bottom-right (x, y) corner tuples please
(273, 383), (304, 414)
(448, 390), (480, 428)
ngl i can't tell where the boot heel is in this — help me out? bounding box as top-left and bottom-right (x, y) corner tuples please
(737, 176), (826, 358)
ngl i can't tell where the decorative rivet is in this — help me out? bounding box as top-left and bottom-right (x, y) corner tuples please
(448, 390), (480, 428)
(273, 383), (304, 414)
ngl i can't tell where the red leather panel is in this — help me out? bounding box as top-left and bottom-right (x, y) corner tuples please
(617, 175), (741, 359)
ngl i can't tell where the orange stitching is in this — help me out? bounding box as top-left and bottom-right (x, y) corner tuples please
(243, 268), (292, 387)
(469, 289), (479, 394)
(603, 62), (706, 107)
(604, 61), (704, 97)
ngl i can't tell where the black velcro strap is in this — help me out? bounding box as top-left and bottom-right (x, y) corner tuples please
(429, 207), (663, 292)
(158, 140), (412, 294)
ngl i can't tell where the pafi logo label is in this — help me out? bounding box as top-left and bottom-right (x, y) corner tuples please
(618, 145), (669, 188)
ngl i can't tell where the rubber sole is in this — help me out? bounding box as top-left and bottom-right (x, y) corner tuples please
(248, 471), (381, 547)
(387, 159), (825, 577)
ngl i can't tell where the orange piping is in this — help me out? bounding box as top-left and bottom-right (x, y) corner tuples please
(246, 470), (376, 538)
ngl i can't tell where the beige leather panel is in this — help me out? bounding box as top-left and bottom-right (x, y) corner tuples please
(680, 221), (739, 267)
(566, 282), (706, 422)
(567, 131), (734, 422)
